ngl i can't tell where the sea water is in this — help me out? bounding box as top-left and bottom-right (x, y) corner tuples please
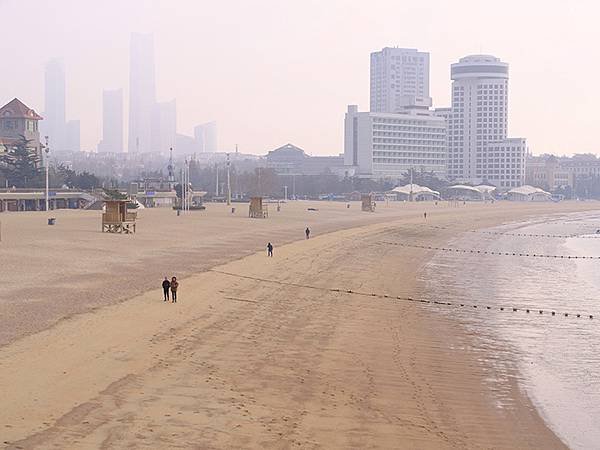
(423, 211), (600, 449)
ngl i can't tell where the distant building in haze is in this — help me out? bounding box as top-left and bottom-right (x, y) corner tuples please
(266, 143), (346, 176)
(98, 89), (124, 153)
(370, 47), (431, 113)
(194, 121), (218, 152)
(526, 154), (600, 192)
(151, 99), (176, 153)
(65, 120), (80, 152)
(443, 54), (526, 187)
(525, 155), (572, 190)
(175, 133), (198, 155)
(128, 33), (156, 153)
(42, 58), (67, 151)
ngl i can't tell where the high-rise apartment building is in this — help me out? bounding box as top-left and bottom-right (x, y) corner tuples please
(446, 54), (526, 186)
(43, 58), (67, 150)
(98, 89), (124, 153)
(128, 33), (156, 153)
(370, 48), (431, 113)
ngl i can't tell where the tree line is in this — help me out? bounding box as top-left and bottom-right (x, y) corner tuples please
(0, 135), (102, 190)
(6, 136), (600, 199)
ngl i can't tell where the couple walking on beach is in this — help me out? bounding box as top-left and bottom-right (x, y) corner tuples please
(162, 276), (179, 303)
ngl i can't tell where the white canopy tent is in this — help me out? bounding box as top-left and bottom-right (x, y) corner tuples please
(507, 185), (552, 201)
(391, 184), (441, 201)
(447, 185), (485, 200)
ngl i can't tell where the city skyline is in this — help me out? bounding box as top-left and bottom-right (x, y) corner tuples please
(1, 0), (598, 156)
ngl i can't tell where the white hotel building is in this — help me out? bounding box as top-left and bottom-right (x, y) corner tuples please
(344, 104), (447, 179)
(444, 54), (526, 187)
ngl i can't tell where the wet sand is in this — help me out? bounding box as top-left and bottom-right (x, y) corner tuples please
(1, 201), (598, 448)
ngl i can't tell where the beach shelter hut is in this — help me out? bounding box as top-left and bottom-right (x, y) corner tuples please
(361, 194), (376, 212)
(249, 196), (268, 218)
(102, 200), (137, 233)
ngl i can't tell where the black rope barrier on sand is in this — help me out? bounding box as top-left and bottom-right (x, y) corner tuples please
(210, 269), (595, 321)
(381, 241), (600, 260)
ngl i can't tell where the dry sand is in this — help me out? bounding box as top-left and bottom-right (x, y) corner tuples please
(1, 200), (598, 449)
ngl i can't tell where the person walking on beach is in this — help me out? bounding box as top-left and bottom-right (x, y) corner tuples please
(267, 242), (273, 257)
(305, 227), (311, 239)
(162, 277), (171, 302)
(423, 212), (427, 221)
(170, 276), (179, 303)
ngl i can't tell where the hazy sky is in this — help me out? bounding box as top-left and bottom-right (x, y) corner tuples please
(1, 0), (598, 156)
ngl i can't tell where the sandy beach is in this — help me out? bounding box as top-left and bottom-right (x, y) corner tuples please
(1, 200), (599, 449)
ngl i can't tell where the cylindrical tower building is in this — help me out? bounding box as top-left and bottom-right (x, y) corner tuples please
(448, 55), (509, 182)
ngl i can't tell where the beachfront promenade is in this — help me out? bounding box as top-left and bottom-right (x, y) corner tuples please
(1, 201), (596, 448)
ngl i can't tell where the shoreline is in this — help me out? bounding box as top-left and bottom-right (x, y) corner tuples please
(1, 202), (598, 448)
(425, 211), (600, 450)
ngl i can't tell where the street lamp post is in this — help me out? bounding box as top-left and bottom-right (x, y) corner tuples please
(409, 167), (414, 202)
(44, 136), (50, 212)
(184, 158), (190, 212)
(226, 153), (231, 206)
(215, 164), (219, 197)
(180, 166), (184, 212)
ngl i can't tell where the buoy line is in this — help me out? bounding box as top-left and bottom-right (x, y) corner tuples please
(428, 225), (600, 239)
(381, 241), (600, 260)
(210, 269), (595, 320)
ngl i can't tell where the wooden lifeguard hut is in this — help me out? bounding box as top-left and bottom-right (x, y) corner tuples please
(249, 197), (268, 218)
(361, 194), (376, 212)
(102, 200), (137, 233)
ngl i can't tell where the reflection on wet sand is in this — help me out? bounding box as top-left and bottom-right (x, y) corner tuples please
(424, 212), (600, 450)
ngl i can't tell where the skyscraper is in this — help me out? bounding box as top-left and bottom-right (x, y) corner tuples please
(446, 55), (525, 187)
(194, 121), (218, 152)
(370, 48), (431, 113)
(98, 89), (123, 153)
(43, 58), (67, 150)
(128, 33), (156, 153)
(151, 99), (177, 153)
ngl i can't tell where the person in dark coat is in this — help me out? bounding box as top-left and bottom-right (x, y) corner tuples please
(162, 277), (171, 302)
(267, 242), (273, 257)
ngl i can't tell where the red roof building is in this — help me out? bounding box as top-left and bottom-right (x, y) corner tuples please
(0, 98), (44, 159)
